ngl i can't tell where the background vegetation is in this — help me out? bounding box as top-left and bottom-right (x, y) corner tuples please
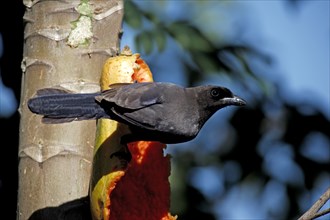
(0, 0), (329, 219)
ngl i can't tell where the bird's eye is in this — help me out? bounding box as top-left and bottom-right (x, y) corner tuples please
(210, 88), (221, 98)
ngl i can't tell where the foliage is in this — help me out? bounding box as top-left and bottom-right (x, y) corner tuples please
(124, 0), (271, 87)
(0, 0), (328, 219)
(123, 1), (330, 219)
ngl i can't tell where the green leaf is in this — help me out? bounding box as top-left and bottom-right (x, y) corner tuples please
(192, 51), (219, 73)
(124, 0), (142, 29)
(167, 21), (213, 52)
(135, 31), (153, 55)
(153, 29), (167, 52)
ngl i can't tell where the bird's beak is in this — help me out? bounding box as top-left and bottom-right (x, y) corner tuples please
(223, 95), (246, 106)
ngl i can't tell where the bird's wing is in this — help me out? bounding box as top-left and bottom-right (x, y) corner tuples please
(111, 106), (159, 130)
(95, 82), (182, 130)
(95, 82), (164, 110)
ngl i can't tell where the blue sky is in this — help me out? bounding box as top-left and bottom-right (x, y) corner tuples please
(0, 1), (328, 219)
(247, 0), (329, 117)
(120, 1), (330, 219)
(121, 0), (329, 116)
(0, 34), (17, 117)
(0, 1), (329, 119)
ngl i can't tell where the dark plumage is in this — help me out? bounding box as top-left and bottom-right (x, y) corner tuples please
(28, 82), (246, 144)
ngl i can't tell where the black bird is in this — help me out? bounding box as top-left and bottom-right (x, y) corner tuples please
(28, 82), (246, 144)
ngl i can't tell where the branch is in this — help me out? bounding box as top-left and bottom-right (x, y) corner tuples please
(298, 187), (330, 220)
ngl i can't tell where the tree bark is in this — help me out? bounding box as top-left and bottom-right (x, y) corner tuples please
(17, 0), (123, 219)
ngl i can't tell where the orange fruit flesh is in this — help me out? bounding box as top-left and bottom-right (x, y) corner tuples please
(90, 52), (176, 220)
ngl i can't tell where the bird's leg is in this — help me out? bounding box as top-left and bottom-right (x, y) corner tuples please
(110, 146), (132, 161)
(119, 134), (136, 146)
(110, 142), (132, 169)
(106, 123), (135, 169)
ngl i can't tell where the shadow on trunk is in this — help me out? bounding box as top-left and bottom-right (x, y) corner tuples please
(29, 196), (91, 220)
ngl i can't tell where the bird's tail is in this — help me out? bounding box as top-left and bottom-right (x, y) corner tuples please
(27, 88), (106, 123)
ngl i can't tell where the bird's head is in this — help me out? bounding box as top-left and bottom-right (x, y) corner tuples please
(193, 85), (246, 113)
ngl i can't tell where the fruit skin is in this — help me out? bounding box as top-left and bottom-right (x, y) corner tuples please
(90, 50), (176, 220)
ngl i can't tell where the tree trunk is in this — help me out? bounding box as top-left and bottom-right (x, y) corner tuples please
(17, 0), (123, 219)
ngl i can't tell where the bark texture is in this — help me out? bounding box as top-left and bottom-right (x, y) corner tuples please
(17, 1), (123, 219)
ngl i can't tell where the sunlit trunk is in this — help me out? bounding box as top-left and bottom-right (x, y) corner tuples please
(17, 1), (123, 218)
